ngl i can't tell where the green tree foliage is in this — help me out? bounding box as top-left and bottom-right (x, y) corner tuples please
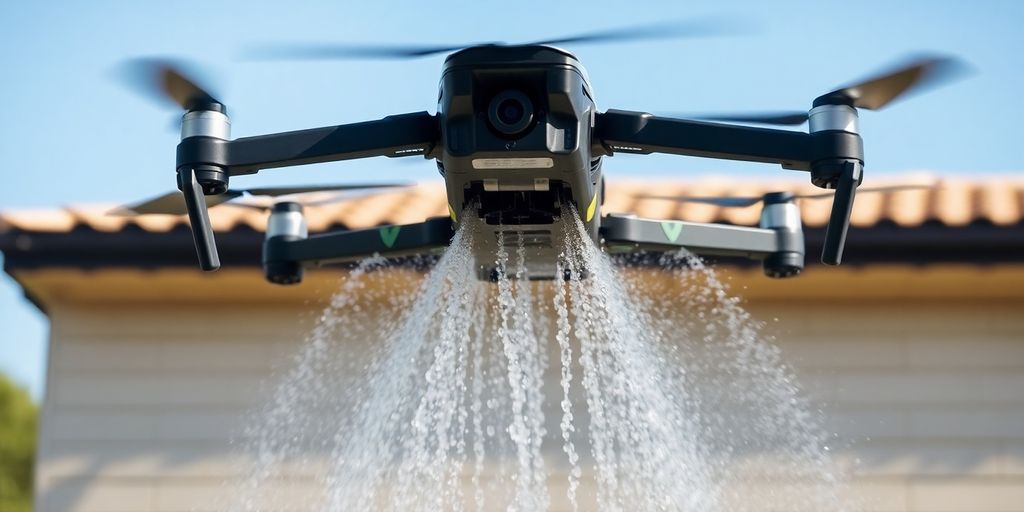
(0, 373), (36, 512)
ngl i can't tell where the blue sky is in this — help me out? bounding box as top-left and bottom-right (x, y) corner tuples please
(1, 0), (1021, 400)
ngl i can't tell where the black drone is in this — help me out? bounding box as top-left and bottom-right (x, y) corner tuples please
(116, 21), (964, 284)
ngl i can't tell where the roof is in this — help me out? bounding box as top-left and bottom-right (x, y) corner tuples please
(1, 177), (1022, 234)
(2, 177), (1023, 271)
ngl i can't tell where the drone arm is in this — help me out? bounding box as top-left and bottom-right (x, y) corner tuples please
(593, 109), (861, 172)
(262, 216), (453, 284)
(600, 214), (805, 278)
(601, 215), (778, 257)
(177, 111), (439, 176)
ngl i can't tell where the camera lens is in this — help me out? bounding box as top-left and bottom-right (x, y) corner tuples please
(497, 99), (524, 125)
(488, 90), (534, 136)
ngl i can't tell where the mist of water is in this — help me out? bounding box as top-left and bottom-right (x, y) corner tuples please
(228, 208), (850, 512)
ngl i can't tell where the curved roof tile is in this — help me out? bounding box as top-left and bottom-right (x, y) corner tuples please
(2, 177), (1022, 234)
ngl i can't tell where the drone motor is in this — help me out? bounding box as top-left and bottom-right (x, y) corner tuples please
(263, 202), (308, 285)
(757, 192), (805, 278)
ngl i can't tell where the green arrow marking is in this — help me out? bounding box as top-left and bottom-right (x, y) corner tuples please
(379, 226), (401, 248)
(660, 221), (683, 243)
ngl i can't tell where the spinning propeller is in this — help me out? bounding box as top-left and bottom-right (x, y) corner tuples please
(243, 18), (746, 60)
(118, 58), (225, 114)
(691, 55), (971, 126)
(111, 183), (409, 216)
(638, 183), (935, 207)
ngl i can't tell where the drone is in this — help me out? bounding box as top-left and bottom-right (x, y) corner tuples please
(116, 21), (965, 284)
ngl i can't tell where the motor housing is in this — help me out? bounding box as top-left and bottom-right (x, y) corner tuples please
(759, 192), (805, 278)
(262, 202), (308, 285)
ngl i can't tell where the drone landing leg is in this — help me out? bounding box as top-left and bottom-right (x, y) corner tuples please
(176, 168), (220, 271)
(821, 161), (862, 265)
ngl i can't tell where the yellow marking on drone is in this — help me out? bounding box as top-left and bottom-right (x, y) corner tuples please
(585, 194), (598, 222)
(449, 205), (457, 222)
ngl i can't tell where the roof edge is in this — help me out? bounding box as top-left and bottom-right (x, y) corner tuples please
(2, 223), (1023, 274)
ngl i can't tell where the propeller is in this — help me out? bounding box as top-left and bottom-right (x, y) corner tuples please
(243, 18), (747, 61)
(638, 184), (935, 207)
(689, 55), (971, 126)
(110, 183), (410, 216)
(117, 58), (224, 112)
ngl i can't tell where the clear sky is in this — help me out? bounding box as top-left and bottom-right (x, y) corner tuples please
(1, 0), (1021, 400)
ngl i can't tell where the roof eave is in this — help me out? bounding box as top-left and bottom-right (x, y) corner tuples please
(2, 222), (1023, 272)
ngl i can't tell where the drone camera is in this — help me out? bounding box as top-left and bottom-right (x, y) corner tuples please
(488, 90), (535, 136)
(263, 202), (308, 285)
(759, 192), (805, 278)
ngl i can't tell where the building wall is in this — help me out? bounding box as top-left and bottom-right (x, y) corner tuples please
(756, 300), (1024, 512)
(30, 271), (1024, 512)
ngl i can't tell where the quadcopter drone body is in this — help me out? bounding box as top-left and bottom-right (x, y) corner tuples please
(119, 29), (962, 284)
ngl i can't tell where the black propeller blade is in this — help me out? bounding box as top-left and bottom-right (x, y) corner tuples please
(818, 55), (970, 110)
(118, 58), (224, 112)
(244, 18), (745, 61)
(244, 42), (479, 61)
(641, 195), (766, 207)
(639, 184), (935, 207)
(110, 183), (409, 216)
(687, 55), (970, 126)
(227, 189), (394, 212)
(526, 18), (747, 47)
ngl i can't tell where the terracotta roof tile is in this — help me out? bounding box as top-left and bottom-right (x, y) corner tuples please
(601, 182), (643, 215)
(2, 177), (1022, 235)
(849, 187), (884, 227)
(800, 190), (834, 228)
(331, 188), (411, 228)
(132, 213), (188, 233)
(887, 187), (931, 227)
(1, 209), (78, 233)
(979, 181), (1022, 226)
(67, 207), (130, 233)
(718, 183), (766, 226)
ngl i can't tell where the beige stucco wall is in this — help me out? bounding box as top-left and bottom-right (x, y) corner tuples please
(21, 267), (1024, 512)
